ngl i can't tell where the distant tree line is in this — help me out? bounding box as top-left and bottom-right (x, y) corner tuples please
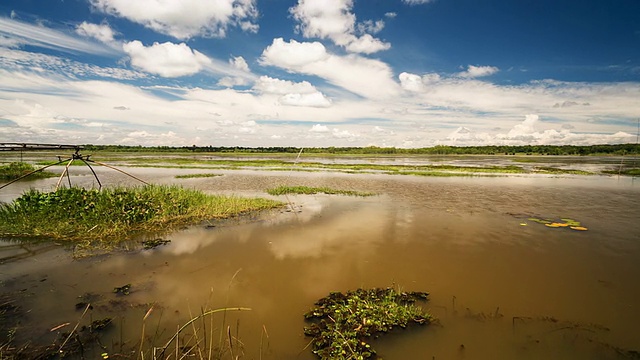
(81, 143), (640, 155)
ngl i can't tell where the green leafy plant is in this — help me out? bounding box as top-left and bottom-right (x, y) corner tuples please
(0, 162), (57, 181)
(0, 185), (282, 246)
(304, 288), (432, 359)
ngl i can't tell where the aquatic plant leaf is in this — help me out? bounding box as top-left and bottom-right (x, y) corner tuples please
(570, 226), (588, 231)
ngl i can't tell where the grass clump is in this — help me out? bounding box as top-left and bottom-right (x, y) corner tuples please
(175, 173), (223, 179)
(0, 185), (282, 244)
(304, 288), (432, 359)
(602, 168), (640, 176)
(0, 162), (57, 181)
(267, 185), (375, 197)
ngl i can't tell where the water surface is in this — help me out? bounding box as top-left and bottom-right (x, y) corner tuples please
(1, 167), (639, 359)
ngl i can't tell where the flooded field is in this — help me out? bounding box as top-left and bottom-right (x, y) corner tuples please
(1, 164), (639, 359)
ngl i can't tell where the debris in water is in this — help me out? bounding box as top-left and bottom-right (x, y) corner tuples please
(113, 284), (131, 296)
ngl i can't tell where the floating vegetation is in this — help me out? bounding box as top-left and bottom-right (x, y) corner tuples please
(533, 166), (592, 175)
(175, 173), (223, 179)
(304, 287), (431, 359)
(267, 185), (375, 197)
(0, 185), (282, 247)
(602, 168), (640, 177)
(112, 284), (131, 296)
(526, 217), (588, 231)
(0, 162), (57, 181)
(141, 238), (171, 249)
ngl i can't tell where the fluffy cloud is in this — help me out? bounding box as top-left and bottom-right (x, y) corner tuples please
(253, 76), (316, 95)
(290, 0), (390, 54)
(399, 72), (441, 92)
(357, 20), (385, 35)
(279, 92), (331, 107)
(253, 76), (331, 107)
(310, 124), (330, 132)
(75, 22), (117, 45)
(260, 38), (328, 68)
(89, 0), (258, 39)
(230, 56), (250, 72)
(457, 65), (499, 78)
(122, 41), (211, 77)
(217, 56), (251, 87)
(260, 38), (399, 99)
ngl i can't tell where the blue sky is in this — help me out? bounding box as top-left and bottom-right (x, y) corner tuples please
(1, 0), (639, 147)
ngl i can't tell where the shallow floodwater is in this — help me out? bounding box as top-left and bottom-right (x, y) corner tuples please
(1, 167), (639, 359)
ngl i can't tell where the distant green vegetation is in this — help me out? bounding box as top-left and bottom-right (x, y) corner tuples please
(175, 173), (223, 179)
(602, 168), (640, 176)
(80, 143), (640, 156)
(533, 167), (593, 175)
(0, 162), (57, 181)
(0, 185), (282, 246)
(267, 185), (375, 197)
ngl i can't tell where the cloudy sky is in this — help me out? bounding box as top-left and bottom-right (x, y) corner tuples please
(1, 0), (639, 147)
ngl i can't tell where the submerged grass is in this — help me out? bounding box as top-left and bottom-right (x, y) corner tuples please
(0, 162), (57, 181)
(175, 173), (223, 179)
(304, 287), (431, 359)
(0, 185), (282, 245)
(266, 185), (375, 197)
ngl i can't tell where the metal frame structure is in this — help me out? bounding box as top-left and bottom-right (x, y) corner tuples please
(0, 143), (148, 191)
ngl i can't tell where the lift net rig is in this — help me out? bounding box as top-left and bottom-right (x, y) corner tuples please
(0, 142), (148, 191)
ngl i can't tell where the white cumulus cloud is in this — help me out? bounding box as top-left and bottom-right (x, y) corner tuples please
(122, 40), (211, 77)
(75, 22), (117, 45)
(457, 65), (499, 78)
(290, 0), (390, 54)
(279, 92), (331, 108)
(89, 0), (258, 40)
(253, 76), (316, 95)
(260, 38), (399, 99)
(310, 124), (330, 132)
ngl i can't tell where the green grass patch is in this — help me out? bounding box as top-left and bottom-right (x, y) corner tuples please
(602, 168), (640, 176)
(266, 185), (375, 197)
(533, 166), (592, 175)
(304, 288), (432, 359)
(0, 185), (282, 246)
(0, 162), (57, 181)
(175, 173), (223, 179)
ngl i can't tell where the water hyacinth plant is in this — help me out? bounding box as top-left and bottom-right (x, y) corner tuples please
(304, 288), (432, 360)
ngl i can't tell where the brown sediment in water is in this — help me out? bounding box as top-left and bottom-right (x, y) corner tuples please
(0, 167), (639, 359)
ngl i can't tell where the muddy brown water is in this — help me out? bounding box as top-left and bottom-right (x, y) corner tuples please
(1, 167), (639, 359)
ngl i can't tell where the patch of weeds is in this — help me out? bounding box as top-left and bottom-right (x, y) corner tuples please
(0, 185), (282, 247)
(533, 166), (592, 175)
(175, 173), (223, 179)
(0, 162), (57, 181)
(267, 185), (375, 197)
(304, 287), (431, 359)
(602, 168), (640, 177)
